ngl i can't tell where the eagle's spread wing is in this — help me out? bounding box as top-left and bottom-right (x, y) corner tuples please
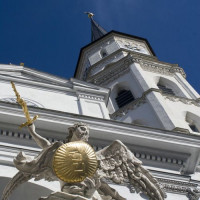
(96, 140), (166, 200)
(2, 171), (31, 200)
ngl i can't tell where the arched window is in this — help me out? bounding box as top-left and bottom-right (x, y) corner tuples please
(186, 112), (200, 133)
(156, 77), (185, 96)
(115, 89), (135, 108)
(189, 124), (199, 133)
(157, 83), (175, 95)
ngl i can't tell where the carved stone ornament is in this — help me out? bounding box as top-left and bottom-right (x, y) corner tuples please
(163, 95), (200, 107)
(115, 37), (150, 55)
(88, 53), (186, 87)
(0, 97), (44, 108)
(187, 188), (200, 200)
(2, 122), (166, 200)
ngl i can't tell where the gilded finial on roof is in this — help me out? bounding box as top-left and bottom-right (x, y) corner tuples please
(84, 12), (94, 19)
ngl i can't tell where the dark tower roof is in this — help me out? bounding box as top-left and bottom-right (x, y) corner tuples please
(91, 18), (107, 42)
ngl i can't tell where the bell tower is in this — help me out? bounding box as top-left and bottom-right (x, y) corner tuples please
(75, 17), (200, 134)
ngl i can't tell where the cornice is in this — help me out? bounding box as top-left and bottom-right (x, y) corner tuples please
(87, 53), (134, 86)
(139, 60), (186, 78)
(156, 177), (200, 196)
(0, 64), (70, 85)
(0, 74), (74, 94)
(173, 127), (190, 134)
(1, 101), (200, 146)
(86, 48), (158, 79)
(163, 94), (200, 107)
(133, 150), (184, 167)
(78, 93), (105, 101)
(109, 174), (200, 196)
(87, 50), (126, 77)
(0, 126), (185, 169)
(87, 53), (186, 86)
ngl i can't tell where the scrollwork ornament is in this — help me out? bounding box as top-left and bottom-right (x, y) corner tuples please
(187, 188), (200, 200)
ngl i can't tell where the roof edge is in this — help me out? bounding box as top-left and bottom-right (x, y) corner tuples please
(74, 30), (156, 78)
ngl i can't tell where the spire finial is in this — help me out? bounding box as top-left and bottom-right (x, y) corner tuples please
(84, 12), (94, 19)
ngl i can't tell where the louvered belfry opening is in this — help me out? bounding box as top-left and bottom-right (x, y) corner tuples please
(158, 84), (175, 95)
(115, 90), (135, 108)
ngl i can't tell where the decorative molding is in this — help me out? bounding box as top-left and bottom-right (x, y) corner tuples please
(139, 60), (186, 78)
(163, 95), (200, 107)
(0, 128), (102, 151)
(157, 178), (200, 195)
(0, 129), (32, 140)
(107, 175), (200, 196)
(173, 127), (190, 134)
(0, 128), (62, 143)
(115, 36), (151, 55)
(87, 53), (186, 87)
(157, 178), (197, 187)
(87, 51), (126, 77)
(78, 93), (104, 101)
(0, 127), (185, 169)
(187, 189), (200, 200)
(134, 151), (183, 166)
(0, 98), (44, 108)
(88, 54), (134, 86)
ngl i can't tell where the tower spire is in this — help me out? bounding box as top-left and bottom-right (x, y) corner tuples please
(84, 12), (107, 42)
(91, 18), (107, 42)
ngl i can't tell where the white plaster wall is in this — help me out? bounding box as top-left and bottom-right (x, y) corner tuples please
(160, 97), (200, 131)
(116, 102), (164, 129)
(109, 184), (148, 200)
(134, 63), (195, 99)
(0, 81), (79, 114)
(88, 38), (119, 66)
(79, 99), (109, 119)
(128, 63), (200, 131)
(107, 62), (200, 131)
(166, 193), (188, 200)
(0, 81), (110, 119)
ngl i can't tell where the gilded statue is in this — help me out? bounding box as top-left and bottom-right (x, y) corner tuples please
(1, 83), (166, 200)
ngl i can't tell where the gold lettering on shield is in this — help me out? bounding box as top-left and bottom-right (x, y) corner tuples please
(69, 150), (85, 173)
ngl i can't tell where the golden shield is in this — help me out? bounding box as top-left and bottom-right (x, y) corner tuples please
(53, 141), (98, 183)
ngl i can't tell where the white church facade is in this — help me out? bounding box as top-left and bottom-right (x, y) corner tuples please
(0, 17), (200, 200)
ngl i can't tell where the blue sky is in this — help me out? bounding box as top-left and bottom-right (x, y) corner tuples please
(0, 0), (199, 93)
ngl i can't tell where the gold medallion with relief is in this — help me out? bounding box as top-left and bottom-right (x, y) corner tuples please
(53, 141), (98, 183)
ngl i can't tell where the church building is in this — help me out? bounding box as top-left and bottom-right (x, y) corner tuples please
(0, 16), (200, 200)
